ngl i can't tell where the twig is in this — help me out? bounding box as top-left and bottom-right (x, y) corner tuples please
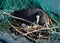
(8, 20), (60, 35)
(3, 11), (35, 25)
(8, 21), (24, 35)
(8, 21), (39, 43)
(25, 35), (38, 43)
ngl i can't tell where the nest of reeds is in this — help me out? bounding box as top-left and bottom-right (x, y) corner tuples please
(3, 11), (60, 43)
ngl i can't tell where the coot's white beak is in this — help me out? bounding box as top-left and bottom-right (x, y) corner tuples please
(36, 15), (40, 24)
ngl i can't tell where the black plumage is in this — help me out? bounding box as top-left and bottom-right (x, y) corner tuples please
(11, 8), (47, 26)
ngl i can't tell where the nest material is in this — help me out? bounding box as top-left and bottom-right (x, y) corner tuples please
(7, 15), (55, 43)
(3, 11), (60, 43)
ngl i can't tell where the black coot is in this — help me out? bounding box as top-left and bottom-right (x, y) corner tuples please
(11, 8), (47, 26)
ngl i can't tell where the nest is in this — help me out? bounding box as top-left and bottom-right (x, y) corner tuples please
(3, 11), (60, 43)
(8, 18), (58, 43)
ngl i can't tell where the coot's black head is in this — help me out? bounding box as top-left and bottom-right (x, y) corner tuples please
(35, 11), (47, 26)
